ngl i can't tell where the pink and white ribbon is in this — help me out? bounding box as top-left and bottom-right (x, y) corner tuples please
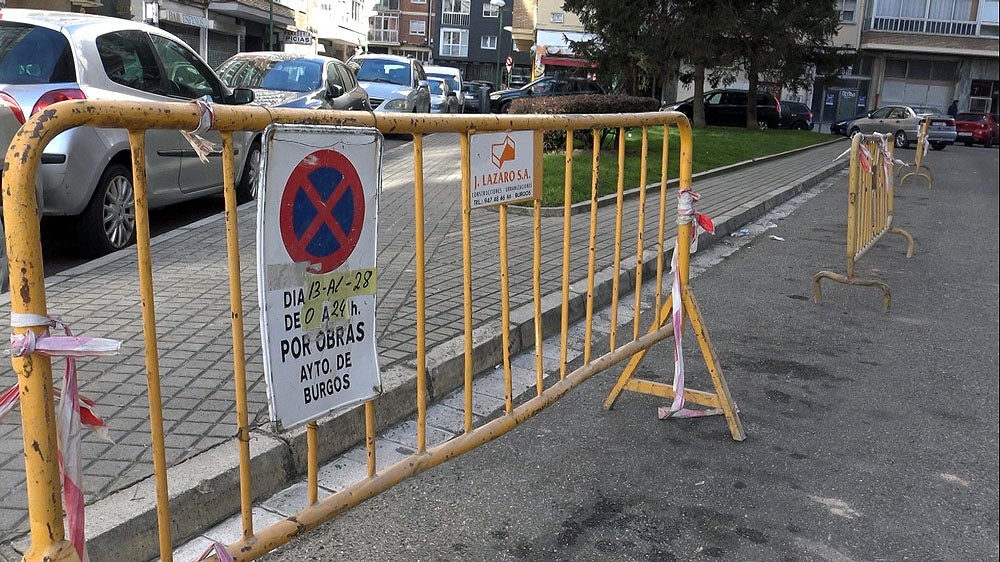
(658, 190), (722, 420)
(3, 313), (120, 562)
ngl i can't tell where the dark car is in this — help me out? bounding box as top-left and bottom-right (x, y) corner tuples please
(954, 112), (999, 148)
(830, 110), (872, 136)
(664, 89), (782, 129)
(780, 100), (814, 130)
(462, 80), (493, 113)
(489, 76), (604, 113)
(216, 52), (369, 111)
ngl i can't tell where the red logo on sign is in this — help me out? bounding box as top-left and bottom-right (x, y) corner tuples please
(280, 149), (365, 273)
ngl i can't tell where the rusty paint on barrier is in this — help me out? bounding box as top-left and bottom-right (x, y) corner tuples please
(3, 99), (743, 561)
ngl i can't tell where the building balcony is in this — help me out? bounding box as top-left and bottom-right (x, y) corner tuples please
(864, 16), (997, 38)
(369, 29), (400, 43)
(442, 12), (471, 27)
(373, 0), (400, 11)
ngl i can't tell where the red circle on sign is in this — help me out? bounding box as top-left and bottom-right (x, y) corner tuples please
(279, 149), (366, 273)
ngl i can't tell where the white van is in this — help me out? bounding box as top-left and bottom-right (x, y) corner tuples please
(423, 65), (464, 112)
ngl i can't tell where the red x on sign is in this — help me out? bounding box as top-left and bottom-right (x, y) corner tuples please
(279, 149), (366, 273)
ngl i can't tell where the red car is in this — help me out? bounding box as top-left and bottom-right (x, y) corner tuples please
(954, 112), (999, 148)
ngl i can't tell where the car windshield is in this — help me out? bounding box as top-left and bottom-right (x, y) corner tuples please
(0, 22), (76, 84)
(355, 59), (410, 86)
(955, 112), (986, 122)
(911, 106), (942, 116)
(218, 58), (322, 92)
(427, 78), (447, 95)
(427, 73), (459, 91)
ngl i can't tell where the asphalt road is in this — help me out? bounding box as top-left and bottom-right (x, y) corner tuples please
(260, 144), (999, 561)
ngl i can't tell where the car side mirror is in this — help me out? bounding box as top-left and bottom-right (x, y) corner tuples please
(417, 79), (429, 89)
(227, 87), (254, 105)
(327, 83), (344, 99)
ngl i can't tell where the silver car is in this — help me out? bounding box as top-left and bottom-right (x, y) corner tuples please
(0, 9), (255, 257)
(847, 105), (957, 150)
(348, 54), (430, 113)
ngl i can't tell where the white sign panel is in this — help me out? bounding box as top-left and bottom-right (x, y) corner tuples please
(257, 125), (383, 431)
(468, 130), (541, 208)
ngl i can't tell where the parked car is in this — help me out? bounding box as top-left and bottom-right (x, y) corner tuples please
(426, 77), (461, 114)
(0, 97), (21, 293)
(847, 105), (956, 150)
(424, 64), (463, 111)
(664, 89), (782, 129)
(779, 100), (814, 130)
(830, 110), (872, 136)
(347, 54), (430, 113)
(954, 112), (999, 148)
(489, 76), (604, 114)
(216, 51), (368, 111)
(462, 80), (493, 113)
(0, 9), (256, 257)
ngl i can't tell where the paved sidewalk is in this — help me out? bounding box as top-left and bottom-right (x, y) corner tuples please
(0, 133), (848, 560)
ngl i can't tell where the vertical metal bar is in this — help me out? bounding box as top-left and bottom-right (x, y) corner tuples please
(609, 128), (626, 351)
(499, 204), (513, 414)
(4, 120), (74, 562)
(559, 129), (574, 382)
(460, 133), (475, 433)
(654, 125), (670, 325)
(365, 401), (376, 478)
(533, 196), (544, 394)
(220, 132), (254, 538)
(307, 422), (318, 505)
(127, 130), (172, 560)
(846, 133), (860, 278)
(412, 133), (428, 452)
(584, 130), (600, 364)
(633, 127), (649, 341)
(677, 121), (693, 287)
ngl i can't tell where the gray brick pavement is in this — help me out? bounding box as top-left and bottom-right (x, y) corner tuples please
(0, 132), (848, 554)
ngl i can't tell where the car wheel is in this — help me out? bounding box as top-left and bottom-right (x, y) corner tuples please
(78, 162), (136, 258)
(849, 127), (861, 137)
(894, 130), (908, 148)
(931, 142), (946, 151)
(757, 120), (769, 130)
(237, 138), (261, 204)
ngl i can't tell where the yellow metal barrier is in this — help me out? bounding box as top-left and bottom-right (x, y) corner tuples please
(3, 101), (742, 561)
(899, 117), (932, 187)
(813, 132), (915, 311)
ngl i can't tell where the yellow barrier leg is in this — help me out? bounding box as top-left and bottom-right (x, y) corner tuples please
(603, 295), (674, 410)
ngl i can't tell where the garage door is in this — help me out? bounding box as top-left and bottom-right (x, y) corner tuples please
(881, 58), (957, 112)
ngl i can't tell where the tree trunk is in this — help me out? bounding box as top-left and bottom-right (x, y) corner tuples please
(746, 56), (760, 129)
(693, 63), (707, 128)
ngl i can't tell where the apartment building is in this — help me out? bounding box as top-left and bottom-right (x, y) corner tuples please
(819, 0), (998, 124)
(367, 0), (434, 61)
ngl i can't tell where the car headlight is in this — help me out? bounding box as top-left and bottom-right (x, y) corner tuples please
(489, 93), (502, 101)
(383, 98), (408, 111)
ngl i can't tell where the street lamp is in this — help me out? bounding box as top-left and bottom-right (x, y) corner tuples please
(489, 0), (505, 88)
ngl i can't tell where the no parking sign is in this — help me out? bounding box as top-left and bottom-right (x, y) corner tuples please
(257, 125), (383, 431)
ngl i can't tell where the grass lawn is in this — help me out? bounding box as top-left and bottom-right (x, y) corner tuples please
(538, 126), (839, 207)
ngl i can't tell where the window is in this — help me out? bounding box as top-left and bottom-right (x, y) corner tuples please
(483, 3), (499, 17)
(836, 0), (857, 22)
(443, 0), (471, 26)
(550, 12), (565, 23)
(439, 28), (468, 57)
(481, 35), (497, 49)
(97, 31), (162, 93)
(410, 20), (426, 36)
(0, 22), (77, 84)
(870, 107), (893, 119)
(149, 34), (220, 101)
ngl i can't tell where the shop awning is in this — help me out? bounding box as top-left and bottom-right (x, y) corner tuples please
(540, 56), (595, 68)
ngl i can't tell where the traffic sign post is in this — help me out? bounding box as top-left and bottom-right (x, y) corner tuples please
(257, 124), (383, 431)
(505, 54), (513, 75)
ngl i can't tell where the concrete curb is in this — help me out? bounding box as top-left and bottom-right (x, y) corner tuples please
(8, 146), (848, 561)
